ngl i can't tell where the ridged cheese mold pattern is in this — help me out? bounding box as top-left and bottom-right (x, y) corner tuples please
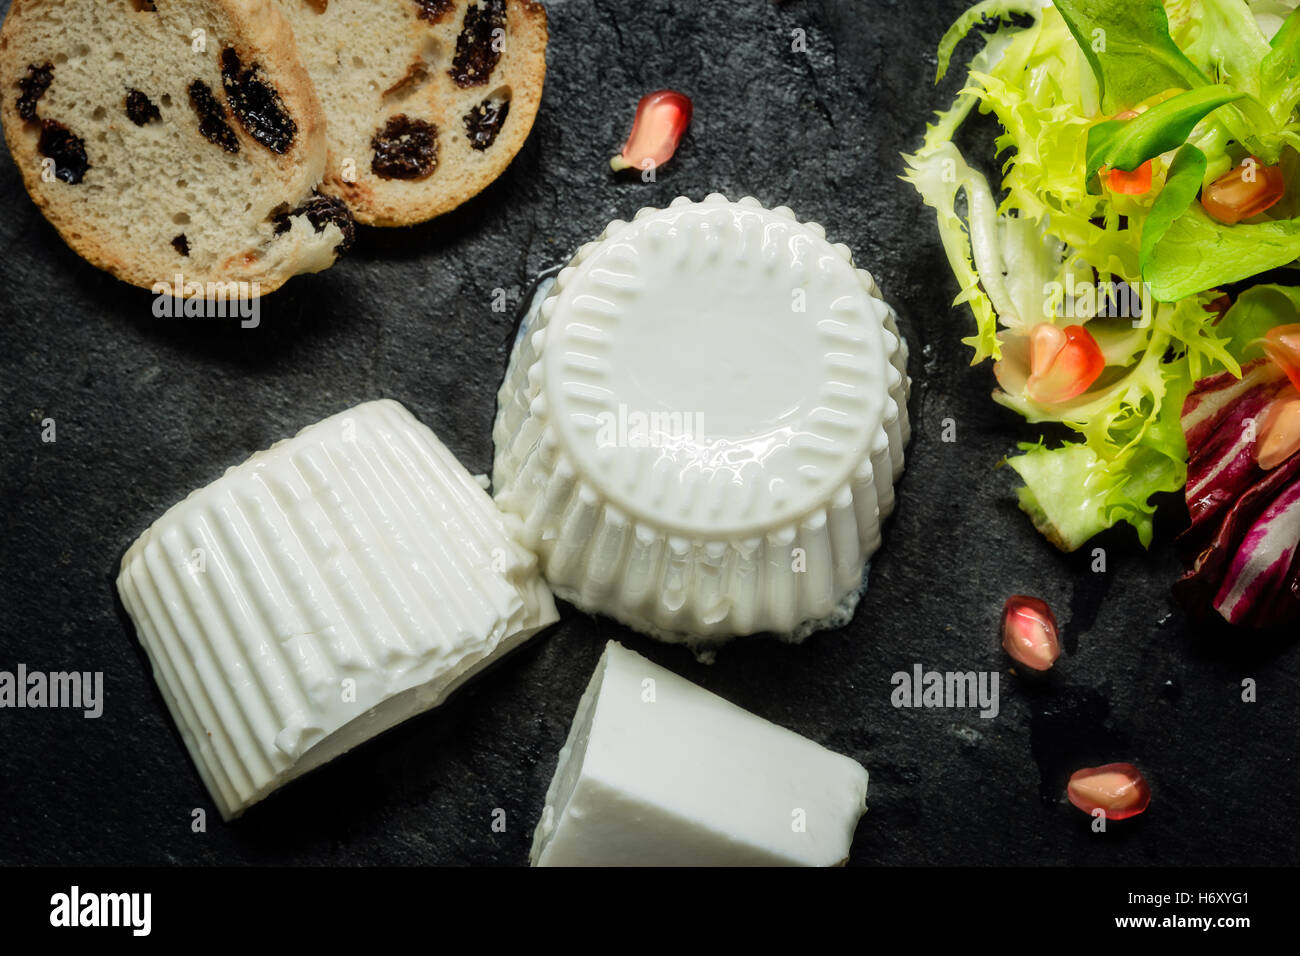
(117, 399), (558, 820)
(493, 194), (910, 650)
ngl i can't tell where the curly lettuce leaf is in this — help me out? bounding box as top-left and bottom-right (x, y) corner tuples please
(1007, 440), (1182, 549)
(936, 0), (1043, 81)
(903, 1), (1055, 361)
(1007, 369), (1190, 551)
(901, 139), (1005, 363)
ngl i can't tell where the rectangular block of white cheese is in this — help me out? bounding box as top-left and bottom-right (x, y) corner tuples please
(117, 399), (558, 820)
(531, 641), (869, 866)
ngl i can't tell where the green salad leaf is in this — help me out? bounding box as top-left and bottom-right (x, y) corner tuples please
(1053, 0), (1207, 111)
(1216, 281), (1300, 357)
(1008, 435), (1187, 550)
(1006, 342), (1192, 550)
(1181, 0), (1270, 98)
(936, 0), (1041, 81)
(1140, 143), (1206, 270)
(1085, 85), (1244, 180)
(1261, 8), (1300, 122)
(1145, 203), (1300, 300)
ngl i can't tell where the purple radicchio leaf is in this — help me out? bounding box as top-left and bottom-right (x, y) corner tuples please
(1175, 359), (1300, 628)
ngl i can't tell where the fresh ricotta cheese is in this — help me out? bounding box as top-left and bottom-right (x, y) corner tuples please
(494, 195), (910, 648)
(531, 640), (870, 866)
(117, 399), (558, 820)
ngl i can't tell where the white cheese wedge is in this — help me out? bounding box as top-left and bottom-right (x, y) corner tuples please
(531, 641), (869, 866)
(117, 399), (558, 820)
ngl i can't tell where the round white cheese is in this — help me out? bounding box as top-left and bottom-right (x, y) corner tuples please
(493, 195), (910, 647)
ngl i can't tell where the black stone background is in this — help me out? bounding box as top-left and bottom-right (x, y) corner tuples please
(1, 0), (1296, 867)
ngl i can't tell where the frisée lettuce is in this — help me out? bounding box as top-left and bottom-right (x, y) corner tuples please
(904, 0), (1300, 554)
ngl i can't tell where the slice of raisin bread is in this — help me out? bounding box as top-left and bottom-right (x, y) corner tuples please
(279, 0), (547, 227)
(0, 0), (354, 294)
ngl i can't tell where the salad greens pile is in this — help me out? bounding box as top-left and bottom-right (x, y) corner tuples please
(904, 0), (1300, 553)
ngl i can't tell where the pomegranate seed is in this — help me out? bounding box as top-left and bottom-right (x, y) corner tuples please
(610, 89), (692, 173)
(1202, 158), (1286, 225)
(1101, 110), (1151, 195)
(1105, 161), (1153, 195)
(1262, 323), (1300, 391)
(1001, 595), (1061, 671)
(1025, 323), (1106, 404)
(1067, 763), (1151, 820)
(1257, 385), (1300, 470)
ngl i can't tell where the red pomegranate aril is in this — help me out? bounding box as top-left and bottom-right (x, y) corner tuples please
(1202, 158), (1286, 225)
(1067, 763), (1151, 820)
(1105, 161), (1153, 195)
(1001, 595), (1061, 671)
(1257, 385), (1300, 470)
(1025, 323), (1106, 404)
(1262, 323), (1300, 391)
(610, 89), (692, 173)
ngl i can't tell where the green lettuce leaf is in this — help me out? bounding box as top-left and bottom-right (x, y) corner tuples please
(903, 1), (1062, 362)
(936, 0), (1042, 81)
(1182, 0), (1271, 97)
(1139, 142), (1206, 270)
(1217, 281), (1300, 357)
(1085, 85), (1245, 180)
(1006, 350), (1191, 550)
(1181, 1), (1300, 160)
(1053, 0), (1209, 111)
(1007, 434), (1187, 550)
(1261, 7), (1300, 121)
(1145, 202), (1300, 300)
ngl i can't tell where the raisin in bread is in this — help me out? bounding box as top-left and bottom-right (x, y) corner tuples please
(279, 0), (546, 227)
(0, 0), (354, 294)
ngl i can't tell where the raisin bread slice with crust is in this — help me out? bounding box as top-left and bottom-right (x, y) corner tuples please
(0, 0), (354, 295)
(279, 0), (546, 227)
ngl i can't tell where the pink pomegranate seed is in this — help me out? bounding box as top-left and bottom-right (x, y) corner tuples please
(610, 89), (692, 173)
(1202, 158), (1286, 225)
(1258, 384), (1300, 470)
(1025, 323), (1106, 404)
(1001, 595), (1061, 671)
(1067, 763), (1151, 820)
(1262, 323), (1300, 391)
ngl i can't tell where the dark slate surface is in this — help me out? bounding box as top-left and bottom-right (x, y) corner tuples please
(1, 0), (1296, 867)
